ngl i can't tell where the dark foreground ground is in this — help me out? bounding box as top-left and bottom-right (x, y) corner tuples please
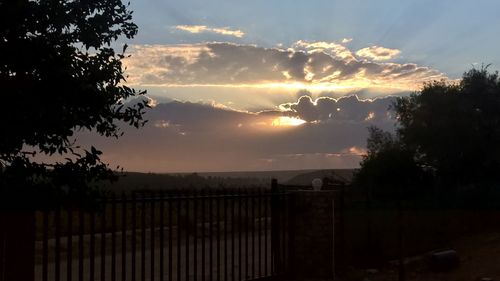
(339, 228), (500, 281)
(35, 227), (500, 281)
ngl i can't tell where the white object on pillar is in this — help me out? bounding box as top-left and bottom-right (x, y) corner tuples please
(312, 178), (323, 191)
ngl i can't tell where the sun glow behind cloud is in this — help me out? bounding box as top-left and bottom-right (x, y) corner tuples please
(271, 116), (306, 127)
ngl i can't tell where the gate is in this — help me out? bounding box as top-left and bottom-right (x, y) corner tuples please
(19, 186), (291, 281)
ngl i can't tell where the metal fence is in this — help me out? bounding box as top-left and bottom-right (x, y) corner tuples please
(33, 187), (290, 281)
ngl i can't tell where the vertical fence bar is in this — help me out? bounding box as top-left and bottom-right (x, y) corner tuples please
(168, 195), (173, 281)
(55, 207), (61, 281)
(101, 202), (107, 281)
(231, 190), (235, 281)
(90, 209), (96, 281)
(209, 190), (213, 281)
(194, 190), (198, 281)
(281, 192), (287, 272)
(287, 192), (296, 281)
(264, 190), (268, 277)
(216, 192), (220, 281)
(42, 210), (49, 281)
(186, 193), (190, 281)
(177, 195), (181, 281)
(111, 194), (117, 281)
(270, 179), (279, 275)
(238, 189), (242, 281)
(121, 193), (127, 281)
(201, 190), (206, 281)
(0, 212), (3, 281)
(67, 206), (73, 281)
(279, 190), (284, 274)
(252, 190), (255, 280)
(224, 193), (228, 281)
(141, 192), (146, 281)
(258, 188), (262, 278)
(151, 192), (156, 281)
(160, 191), (165, 281)
(78, 207), (84, 281)
(245, 189), (249, 280)
(132, 192), (137, 281)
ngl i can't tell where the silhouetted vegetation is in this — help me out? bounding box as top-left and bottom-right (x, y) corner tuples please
(354, 67), (500, 207)
(0, 0), (147, 209)
(108, 172), (272, 194)
(353, 127), (432, 206)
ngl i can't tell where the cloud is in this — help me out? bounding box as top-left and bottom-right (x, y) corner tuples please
(174, 25), (245, 38)
(277, 93), (397, 123)
(123, 41), (447, 91)
(355, 46), (401, 61)
(75, 95), (396, 172)
(341, 38), (353, 44)
(292, 40), (356, 60)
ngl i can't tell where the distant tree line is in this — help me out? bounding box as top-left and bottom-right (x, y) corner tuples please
(109, 172), (270, 194)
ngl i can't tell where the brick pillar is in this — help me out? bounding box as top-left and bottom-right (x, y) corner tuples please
(289, 191), (336, 280)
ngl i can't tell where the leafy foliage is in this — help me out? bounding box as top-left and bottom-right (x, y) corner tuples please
(394, 67), (500, 188)
(353, 127), (431, 202)
(0, 0), (148, 209)
(354, 67), (500, 202)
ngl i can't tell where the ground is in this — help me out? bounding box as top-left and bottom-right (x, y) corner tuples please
(341, 228), (500, 281)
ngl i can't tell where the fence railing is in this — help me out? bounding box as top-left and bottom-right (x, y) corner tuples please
(33, 188), (290, 281)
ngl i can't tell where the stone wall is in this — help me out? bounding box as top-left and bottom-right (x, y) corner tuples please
(288, 190), (340, 280)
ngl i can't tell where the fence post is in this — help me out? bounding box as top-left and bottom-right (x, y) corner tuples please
(286, 191), (296, 281)
(1, 209), (35, 281)
(288, 190), (335, 280)
(0, 211), (4, 281)
(270, 179), (282, 276)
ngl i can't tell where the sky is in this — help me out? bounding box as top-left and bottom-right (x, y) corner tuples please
(81, 0), (500, 173)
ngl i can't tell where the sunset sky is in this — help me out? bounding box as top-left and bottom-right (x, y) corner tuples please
(83, 0), (500, 173)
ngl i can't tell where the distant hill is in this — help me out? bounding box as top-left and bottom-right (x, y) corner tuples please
(197, 169), (325, 182)
(284, 169), (355, 186)
(106, 171), (267, 193)
(105, 169), (355, 193)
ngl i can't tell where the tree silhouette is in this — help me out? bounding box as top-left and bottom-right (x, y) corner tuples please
(355, 67), (500, 201)
(394, 67), (500, 191)
(0, 0), (148, 208)
(353, 127), (431, 203)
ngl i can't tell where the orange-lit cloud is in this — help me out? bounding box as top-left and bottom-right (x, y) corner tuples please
(123, 42), (447, 92)
(174, 25), (245, 38)
(355, 46), (401, 61)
